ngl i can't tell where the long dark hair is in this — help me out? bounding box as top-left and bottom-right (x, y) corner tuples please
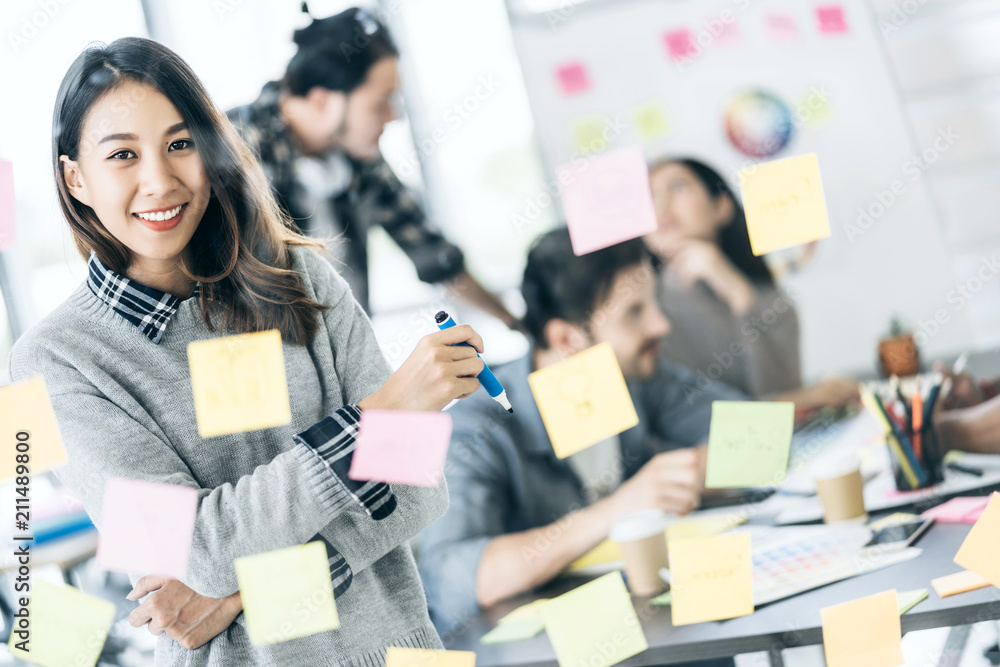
(651, 157), (775, 286)
(53, 37), (328, 345)
(283, 7), (399, 96)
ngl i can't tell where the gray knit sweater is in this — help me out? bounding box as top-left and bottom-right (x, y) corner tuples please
(7, 246), (448, 666)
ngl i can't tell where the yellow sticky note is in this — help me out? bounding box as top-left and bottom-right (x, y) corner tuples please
(572, 117), (612, 155)
(385, 647), (476, 667)
(954, 492), (1000, 587)
(0, 376), (67, 481)
(498, 599), (551, 624)
(821, 590), (903, 667)
(931, 570), (990, 597)
(667, 514), (747, 541)
(631, 103), (670, 140)
(7, 580), (115, 667)
(528, 343), (639, 459)
(235, 541), (339, 645)
(669, 533), (754, 625)
(540, 572), (648, 667)
(738, 153), (831, 256)
(188, 330), (291, 438)
(567, 540), (624, 573)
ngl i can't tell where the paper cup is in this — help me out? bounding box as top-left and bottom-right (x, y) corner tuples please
(610, 509), (672, 596)
(814, 455), (867, 523)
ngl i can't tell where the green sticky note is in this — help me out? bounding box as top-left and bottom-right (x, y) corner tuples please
(235, 541), (340, 645)
(897, 589), (928, 615)
(705, 401), (795, 488)
(539, 572), (648, 667)
(7, 580), (115, 667)
(649, 590), (672, 607)
(481, 618), (546, 644)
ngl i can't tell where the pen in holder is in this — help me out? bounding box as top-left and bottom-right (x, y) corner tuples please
(885, 415), (944, 491)
(860, 375), (946, 492)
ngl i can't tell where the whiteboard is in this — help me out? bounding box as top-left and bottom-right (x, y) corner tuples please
(507, 0), (974, 379)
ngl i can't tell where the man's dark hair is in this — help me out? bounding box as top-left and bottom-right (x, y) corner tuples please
(521, 227), (656, 348)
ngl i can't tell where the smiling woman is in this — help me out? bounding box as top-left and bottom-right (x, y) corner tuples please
(8, 35), (491, 665)
(53, 39), (326, 344)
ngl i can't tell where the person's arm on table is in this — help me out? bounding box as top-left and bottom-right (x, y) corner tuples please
(936, 395), (1000, 454)
(475, 448), (701, 609)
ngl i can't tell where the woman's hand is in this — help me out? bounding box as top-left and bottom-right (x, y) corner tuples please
(359, 325), (486, 412)
(127, 576), (242, 650)
(785, 376), (860, 412)
(664, 239), (756, 315)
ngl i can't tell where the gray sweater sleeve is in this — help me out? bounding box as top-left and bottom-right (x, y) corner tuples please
(8, 343), (357, 599)
(301, 248), (450, 575)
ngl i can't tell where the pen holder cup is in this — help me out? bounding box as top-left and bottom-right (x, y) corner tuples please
(888, 420), (944, 492)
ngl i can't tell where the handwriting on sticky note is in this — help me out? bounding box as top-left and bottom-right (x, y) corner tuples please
(0, 159), (15, 251)
(385, 647), (477, 667)
(705, 401), (795, 488)
(188, 330), (291, 438)
(954, 492), (1000, 587)
(529, 342), (639, 459)
(97, 478), (198, 580)
(540, 572), (647, 667)
(556, 62), (590, 96)
(235, 541), (339, 645)
(0, 376), (67, 481)
(738, 153), (831, 256)
(348, 410), (452, 487)
(557, 145), (658, 256)
(821, 590), (903, 667)
(8, 580), (115, 666)
(669, 533), (753, 626)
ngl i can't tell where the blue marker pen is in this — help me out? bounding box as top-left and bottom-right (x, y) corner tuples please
(435, 310), (513, 413)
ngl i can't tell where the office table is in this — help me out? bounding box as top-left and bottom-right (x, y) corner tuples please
(443, 521), (1000, 666)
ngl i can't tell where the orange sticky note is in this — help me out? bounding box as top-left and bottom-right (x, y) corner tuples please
(0, 376), (67, 481)
(821, 590), (903, 667)
(669, 533), (754, 625)
(954, 492), (1000, 587)
(385, 647), (476, 667)
(528, 342), (639, 459)
(187, 330), (292, 438)
(931, 570), (991, 598)
(738, 153), (831, 256)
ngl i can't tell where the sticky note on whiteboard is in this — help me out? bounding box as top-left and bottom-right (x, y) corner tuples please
(738, 153), (831, 256)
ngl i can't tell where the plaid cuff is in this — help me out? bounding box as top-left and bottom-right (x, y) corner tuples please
(293, 405), (397, 520)
(326, 543), (353, 599)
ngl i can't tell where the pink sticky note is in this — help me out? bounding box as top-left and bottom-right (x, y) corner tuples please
(97, 478), (197, 580)
(714, 19), (742, 47)
(0, 160), (15, 251)
(557, 145), (658, 256)
(556, 62), (591, 96)
(816, 5), (848, 34)
(765, 12), (799, 41)
(923, 496), (991, 524)
(348, 410), (453, 487)
(663, 29), (697, 61)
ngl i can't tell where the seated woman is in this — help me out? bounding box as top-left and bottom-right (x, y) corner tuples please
(643, 157), (857, 412)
